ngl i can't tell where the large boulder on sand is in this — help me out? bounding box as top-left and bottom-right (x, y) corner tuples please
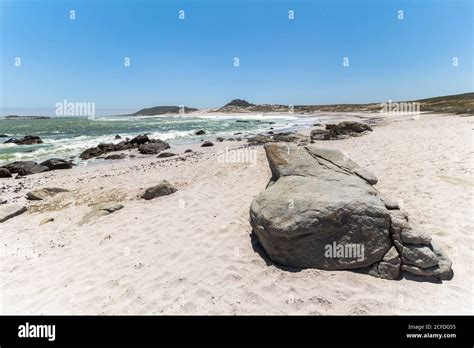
(250, 143), (391, 270)
(249, 143), (453, 281)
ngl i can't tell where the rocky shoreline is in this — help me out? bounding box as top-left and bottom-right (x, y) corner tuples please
(0, 120), (377, 179)
(0, 113), (470, 314)
(0, 119), (455, 282)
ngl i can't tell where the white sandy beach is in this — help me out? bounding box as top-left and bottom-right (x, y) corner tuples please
(0, 113), (472, 315)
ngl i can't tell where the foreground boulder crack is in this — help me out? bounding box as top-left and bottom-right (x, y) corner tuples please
(249, 143), (453, 281)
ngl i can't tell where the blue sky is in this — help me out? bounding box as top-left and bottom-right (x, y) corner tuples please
(0, 0), (472, 113)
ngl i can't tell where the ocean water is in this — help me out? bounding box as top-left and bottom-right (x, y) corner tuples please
(0, 114), (317, 165)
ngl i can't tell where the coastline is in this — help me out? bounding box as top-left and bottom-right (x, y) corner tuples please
(1, 112), (472, 314)
(0, 111), (385, 165)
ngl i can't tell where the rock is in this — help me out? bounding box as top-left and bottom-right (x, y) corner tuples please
(201, 141), (214, 147)
(80, 147), (103, 160)
(114, 134), (122, 140)
(389, 211), (409, 252)
(130, 134), (150, 145)
(39, 217), (54, 226)
(401, 244), (439, 268)
(216, 137), (225, 142)
(247, 135), (272, 146)
(326, 121), (372, 134)
(141, 180), (177, 200)
(250, 143), (392, 270)
(378, 246), (401, 280)
(184, 149), (193, 153)
(40, 158), (73, 170)
(353, 168), (378, 185)
(157, 152), (176, 158)
(12, 135), (43, 145)
(233, 132), (242, 135)
(0, 134), (8, 137)
(0, 168), (12, 178)
(249, 142), (453, 281)
(98, 143), (115, 152)
(195, 130), (206, 135)
(80, 135), (156, 159)
(431, 242), (454, 280)
(79, 203), (124, 225)
(26, 187), (69, 200)
(400, 224), (432, 245)
(305, 145), (378, 185)
(272, 132), (309, 144)
(381, 196), (400, 210)
(112, 141), (132, 151)
(3, 161), (49, 176)
(401, 243), (453, 280)
(310, 121), (373, 141)
(0, 204), (27, 223)
(310, 129), (331, 140)
(251, 175), (392, 270)
(138, 139), (170, 154)
(104, 153), (126, 160)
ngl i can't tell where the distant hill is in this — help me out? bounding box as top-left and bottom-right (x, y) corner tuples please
(217, 99), (288, 113)
(132, 106), (198, 116)
(215, 93), (474, 115)
(130, 93), (474, 116)
(413, 92), (474, 115)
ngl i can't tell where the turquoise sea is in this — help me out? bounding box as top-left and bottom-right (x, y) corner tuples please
(0, 114), (316, 165)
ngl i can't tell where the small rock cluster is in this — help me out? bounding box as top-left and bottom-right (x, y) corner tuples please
(3, 135), (43, 145)
(79, 134), (170, 159)
(310, 121), (373, 141)
(0, 159), (72, 177)
(247, 132), (309, 146)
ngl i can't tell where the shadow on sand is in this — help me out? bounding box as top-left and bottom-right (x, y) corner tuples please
(250, 230), (303, 273)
